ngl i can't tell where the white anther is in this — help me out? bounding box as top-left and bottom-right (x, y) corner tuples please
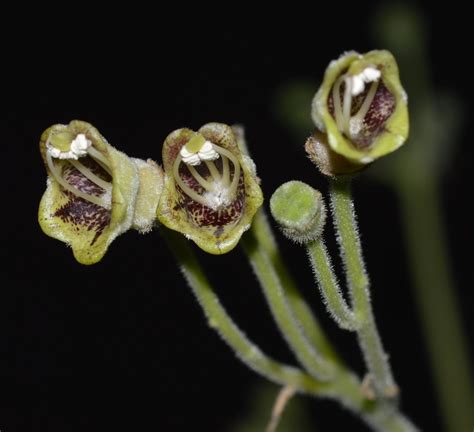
(180, 140), (220, 166)
(362, 67), (381, 82)
(47, 146), (64, 159)
(351, 75), (365, 96)
(180, 147), (202, 166)
(70, 134), (91, 156)
(47, 133), (92, 160)
(198, 141), (220, 161)
(349, 67), (381, 96)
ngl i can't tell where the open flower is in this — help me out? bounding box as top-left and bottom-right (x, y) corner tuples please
(38, 120), (162, 264)
(157, 123), (263, 254)
(311, 50), (409, 169)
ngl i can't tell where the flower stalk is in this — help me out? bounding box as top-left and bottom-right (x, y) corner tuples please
(329, 177), (398, 398)
(241, 225), (335, 381)
(251, 210), (340, 363)
(307, 239), (358, 330)
(163, 226), (418, 431)
(161, 226), (325, 390)
(270, 179), (399, 398)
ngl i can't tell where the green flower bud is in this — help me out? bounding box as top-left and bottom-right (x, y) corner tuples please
(311, 50), (409, 166)
(157, 123), (263, 254)
(270, 181), (326, 244)
(38, 120), (163, 264)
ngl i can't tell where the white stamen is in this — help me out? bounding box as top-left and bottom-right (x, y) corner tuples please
(47, 146), (63, 159)
(351, 75), (365, 96)
(173, 142), (241, 211)
(362, 67), (381, 82)
(71, 134), (91, 156)
(332, 67), (382, 139)
(47, 133), (92, 160)
(349, 80), (379, 136)
(349, 67), (381, 96)
(199, 141), (220, 161)
(181, 150), (201, 166)
(180, 140), (220, 166)
(180, 147), (193, 158)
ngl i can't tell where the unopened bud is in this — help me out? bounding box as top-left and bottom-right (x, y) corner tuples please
(270, 181), (326, 244)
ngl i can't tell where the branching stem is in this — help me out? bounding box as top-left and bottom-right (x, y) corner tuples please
(329, 178), (398, 397)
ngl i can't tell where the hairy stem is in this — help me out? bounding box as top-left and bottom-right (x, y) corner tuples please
(235, 128), (338, 363)
(307, 239), (358, 330)
(252, 210), (340, 363)
(162, 227), (418, 431)
(329, 178), (398, 397)
(161, 227), (324, 391)
(242, 228), (335, 380)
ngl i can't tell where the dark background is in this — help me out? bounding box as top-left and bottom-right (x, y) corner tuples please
(2, 2), (471, 431)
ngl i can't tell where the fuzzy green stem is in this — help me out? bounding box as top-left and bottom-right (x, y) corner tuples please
(396, 177), (473, 431)
(252, 210), (340, 363)
(161, 227), (323, 391)
(236, 131), (338, 363)
(241, 228), (335, 380)
(330, 178), (398, 397)
(307, 239), (358, 330)
(162, 227), (417, 431)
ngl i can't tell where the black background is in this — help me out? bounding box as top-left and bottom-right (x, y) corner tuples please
(2, 2), (472, 431)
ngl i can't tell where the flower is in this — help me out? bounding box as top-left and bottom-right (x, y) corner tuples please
(38, 120), (162, 264)
(311, 50), (409, 169)
(157, 123), (263, 254)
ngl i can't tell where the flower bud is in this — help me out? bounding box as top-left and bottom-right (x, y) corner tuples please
(270, 181), (326, 244)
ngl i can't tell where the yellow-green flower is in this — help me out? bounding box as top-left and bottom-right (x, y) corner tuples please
(38, 120), (162, 264)
(157, 123), (263, 254)
(311, 50), (409, 166)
